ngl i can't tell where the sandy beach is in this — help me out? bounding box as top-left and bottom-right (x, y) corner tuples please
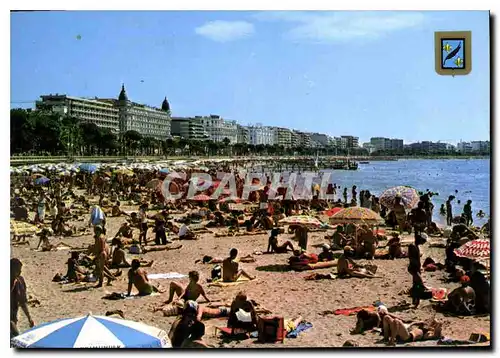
(11, 203), (490, 348)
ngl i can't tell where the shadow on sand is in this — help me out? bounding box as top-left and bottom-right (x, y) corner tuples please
(255, 264), (292, 272)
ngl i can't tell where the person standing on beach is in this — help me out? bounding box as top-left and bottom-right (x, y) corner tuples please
(352, 186), (357, 203)
(463, 200), (473, 226)
(446, 196), (454, 226)
(138, 204), (149, 246)
(11, 258), (35, 338)
(343, 188), (348, 204)
(393, 196), (407, 234)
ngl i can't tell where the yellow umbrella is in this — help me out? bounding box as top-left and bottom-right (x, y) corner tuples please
(113, 168), (134, 176)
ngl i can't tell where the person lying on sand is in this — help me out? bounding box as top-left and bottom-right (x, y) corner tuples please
(222, 248), (256, 282)
(109, 239), (154, 268)
(337, 246), (377, 279)
(127, 259), (161, 296)
(163, 271), (210, 305)
(111, 201), (130, 217)
(382, 316), (443, 346)
(288, 250), (319, 265)
(267, 228), (294, 254)
(228, 291), (258, 331)
(66, 251), (88, 282)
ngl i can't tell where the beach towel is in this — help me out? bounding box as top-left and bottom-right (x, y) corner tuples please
(10, 220), (39, 236)
(208, 277), (252, 288)
(431, 288), (449, 301)
(334, 305), (376, 316)
(148, 273), (187, 280)
(286, 322), (313, 338)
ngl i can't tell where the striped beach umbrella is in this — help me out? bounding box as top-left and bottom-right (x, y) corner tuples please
(11, 314), (171, 348)
(454, 239), (490, 261)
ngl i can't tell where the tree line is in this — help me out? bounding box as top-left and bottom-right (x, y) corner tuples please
(10, 109), (488, 158)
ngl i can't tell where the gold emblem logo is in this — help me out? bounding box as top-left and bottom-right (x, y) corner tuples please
(435, 31), (472, 76)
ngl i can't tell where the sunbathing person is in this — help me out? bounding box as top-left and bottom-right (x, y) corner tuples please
(111, 201), (129, 217)
(351, 309), (381, 334)
(127, 259), (160, 296)
(163, 271), (210, 305)
(331, 226), (347, 249)
(267, 228), (294, 253)
(288, 250), (319, 265)
(337, 246), (377, 278)
(94, 230), (118, 288)
(181, 321), (211, 348)
(178, 221), (197, 240)
(228, 292), (258, 331)
(445, 277), (476, 315)
(387, 235), (407, 259)
(109, 239), (154, 268)
(169, 301), (198, 348)
(318, 244), (335, 262)
(356, 226), (378, 259)
(115, 222), (133, 239)
(383, 316), (443, 346)
(222, 248), (256, 282)
(66, 251), (88, 282)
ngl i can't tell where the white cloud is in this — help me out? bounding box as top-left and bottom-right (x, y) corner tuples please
(253, 11), (426, 43)
(195, 20), (255, 42)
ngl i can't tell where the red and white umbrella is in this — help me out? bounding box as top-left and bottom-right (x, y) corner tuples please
(188, 194), (213, 201)
(454, 239), (490, 261)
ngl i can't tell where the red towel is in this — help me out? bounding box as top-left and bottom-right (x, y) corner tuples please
(334, 305), (376, 316)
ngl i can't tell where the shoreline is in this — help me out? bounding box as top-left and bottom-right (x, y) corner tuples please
(10, 154), (490, 166)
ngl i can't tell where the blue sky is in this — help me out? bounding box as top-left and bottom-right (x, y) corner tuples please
(10, 10), (490, 144)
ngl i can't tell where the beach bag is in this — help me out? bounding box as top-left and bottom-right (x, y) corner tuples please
(258, 316), (285, 343)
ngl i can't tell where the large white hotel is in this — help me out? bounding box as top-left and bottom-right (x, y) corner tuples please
(36, 85), (172, 141)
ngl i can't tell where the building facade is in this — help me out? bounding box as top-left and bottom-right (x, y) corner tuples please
(247, 124), (275, 146)
(236, 124), (249, 144)
(369, 137), (404, 151)
(272, 127), (293, 148)
(310, 132), (330, 147)
(334, 135), (359, 149)
(36, 95), (119, 132)
(171, 117), (208, 141)
(198, 115), (238, 143)
(36, 85), (172, 140)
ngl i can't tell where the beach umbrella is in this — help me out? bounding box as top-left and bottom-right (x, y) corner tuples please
(34, 177), (50, 185)
(113, 168), (134, 176)
(323, 207), (343, 217)
(188, 194), (213, 201)
(279, 215), (322, 228)
(218, 196), (241, 203)
(146, 179), (162, 189)
(454, 239), (490, 262)
(79, 163), (97, 173)
(159, 168), (169, 175)
(329, 207), (384, 225)
(11, 313), (171, 348)
(379, 186), (419, 210)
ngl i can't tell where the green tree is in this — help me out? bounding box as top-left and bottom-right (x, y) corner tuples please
(123, 130), (142, 155)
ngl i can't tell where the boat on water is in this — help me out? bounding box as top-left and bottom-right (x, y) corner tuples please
(332, 160), (359, 170)
(359, 161), (370, 164)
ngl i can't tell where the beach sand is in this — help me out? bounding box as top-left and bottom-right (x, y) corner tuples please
(11, 210), (490, 348)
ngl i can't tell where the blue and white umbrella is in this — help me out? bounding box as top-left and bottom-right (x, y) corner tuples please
(79, 163), (97, 173)
(159, 168), (169, 174)
(11, 314), (171, 348)
(34, 177), (50, 185)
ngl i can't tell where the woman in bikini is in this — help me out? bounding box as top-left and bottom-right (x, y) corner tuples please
(162, 271), (210, 305)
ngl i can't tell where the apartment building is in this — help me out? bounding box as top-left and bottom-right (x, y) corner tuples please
(171, 116), (208, 141)
(247, 123), (275, 146)
(272, 127), (293, 148)
(334, 135), (359, 149)
(198, 115), (238, 143)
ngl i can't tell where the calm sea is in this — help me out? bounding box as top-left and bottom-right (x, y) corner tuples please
(321, 159), (490, 226)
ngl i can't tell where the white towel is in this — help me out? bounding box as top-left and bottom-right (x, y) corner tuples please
(147, 273), (187, 280)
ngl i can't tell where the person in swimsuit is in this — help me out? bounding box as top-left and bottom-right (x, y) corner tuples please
(109, 238), (153, 268)
(11, 258), (34, 338)
(383, 316), (443, 346)
(180, 321), (211, 348)
(66, 252), (87, 282)
(222, 249), (256, 282)
(94, 229), (117, 288)
(318, 244), (335, 262)
(267, 228), (294, 254)
(337, 246), (377, 278)
(228, 292), (258, 331)
(163, 271), (210, 305)
(127, 259), (158, 296)
(169, 301), (197, 348)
